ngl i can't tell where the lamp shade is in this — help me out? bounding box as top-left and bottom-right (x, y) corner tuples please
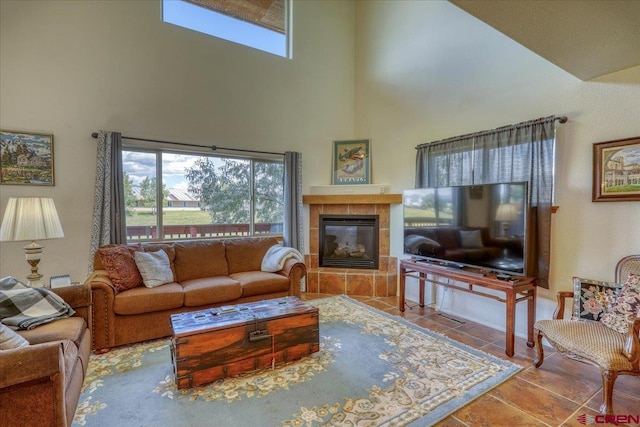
(0, 197), (64, 242)
(495, 203), (518, 222)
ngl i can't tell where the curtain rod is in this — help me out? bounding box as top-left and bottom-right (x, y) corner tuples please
(415, 115), (568, 149)
(90, 132), (285, 156)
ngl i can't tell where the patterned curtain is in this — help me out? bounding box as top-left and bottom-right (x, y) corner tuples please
(283, 151), (303, 251)
(415, 116), (557, 288)
(87, 131), (126, 272)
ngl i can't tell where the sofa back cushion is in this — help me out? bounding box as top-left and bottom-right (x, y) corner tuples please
(173, 240), (228, 282)
(225, 237), (279, 274)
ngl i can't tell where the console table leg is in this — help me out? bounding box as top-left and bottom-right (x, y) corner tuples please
(419, 272), (425, 307)
(399, 267), (406, 312)
(527, 287), (536, 348)
(505, 290), (515, 357)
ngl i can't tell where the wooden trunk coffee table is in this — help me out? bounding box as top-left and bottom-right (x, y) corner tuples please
(170, 296), (320, 389)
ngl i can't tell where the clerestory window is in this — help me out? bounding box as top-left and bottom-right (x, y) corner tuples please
(162, 0), (291, 58)
(122, 147), (284, 242)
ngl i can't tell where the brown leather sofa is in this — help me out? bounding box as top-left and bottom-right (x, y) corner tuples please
(86, 237), (306, 352)
(0, 285), (92, 427)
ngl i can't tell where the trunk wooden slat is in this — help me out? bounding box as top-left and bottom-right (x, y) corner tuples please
(170, 296), (320, 389)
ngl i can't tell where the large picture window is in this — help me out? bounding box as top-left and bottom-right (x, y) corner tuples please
(122, 148), (284, 241)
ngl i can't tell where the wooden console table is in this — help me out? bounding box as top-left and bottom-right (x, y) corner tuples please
(399, 259), (536, 357)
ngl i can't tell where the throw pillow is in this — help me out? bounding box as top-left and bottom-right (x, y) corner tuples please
(460, 229), (484, 248)
(134, 250), (174, 288)
(600, 273), (640, 334)
(572, 277), (622, 322)
(0, 323), (29, 350)
(98, 245), (143, 292)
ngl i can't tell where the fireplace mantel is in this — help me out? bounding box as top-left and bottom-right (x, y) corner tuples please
(303, 194), (402, 205)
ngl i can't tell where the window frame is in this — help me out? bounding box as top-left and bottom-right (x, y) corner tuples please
(122, 144), (285, 242)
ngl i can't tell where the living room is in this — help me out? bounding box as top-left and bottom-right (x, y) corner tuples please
(1, 0), (639, 424)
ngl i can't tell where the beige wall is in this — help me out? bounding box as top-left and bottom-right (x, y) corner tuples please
(0, 0), (355, 282)
(354, 0), (640, 332)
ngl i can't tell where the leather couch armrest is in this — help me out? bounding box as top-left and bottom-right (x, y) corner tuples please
(0, 341), (64, 388)
(51, 284), (92, 330)
(277, 258), (306, 298)
(84, 270), (117, 351)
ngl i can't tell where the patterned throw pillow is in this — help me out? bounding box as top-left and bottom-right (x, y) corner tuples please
(98, 245), (143, 292)
(572, 277), (622, 322)
(600, 273), (640, 334)
(0, 323), (29, 350)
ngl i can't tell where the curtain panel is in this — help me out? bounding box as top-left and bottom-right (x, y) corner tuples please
(415, 116), (557, 287)
(87, 131), (126, 272)
(283, 151), (303, 251)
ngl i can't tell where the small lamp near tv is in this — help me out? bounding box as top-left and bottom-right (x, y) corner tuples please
(495, 203), (517, 238)
(0, 197), (65, 287)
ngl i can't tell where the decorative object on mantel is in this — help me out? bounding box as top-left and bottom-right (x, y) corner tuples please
(0, 129), (54, 185)
(332, 139), (371, 185)
(592, 136), (640, 202)
(0, 198), (65, 287)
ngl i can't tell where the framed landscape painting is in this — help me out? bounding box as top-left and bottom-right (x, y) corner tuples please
(593, 136), (640, 202)
(0, 129), (54, 186)
(332, 139), (371, 185)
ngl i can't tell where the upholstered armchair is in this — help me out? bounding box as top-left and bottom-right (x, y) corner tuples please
(533, 255), (640, 416)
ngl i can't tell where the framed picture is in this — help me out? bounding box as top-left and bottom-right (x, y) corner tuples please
(0, 129), (54, 186)
(592, 136), (640, 202)
(332, 139), (371, 185)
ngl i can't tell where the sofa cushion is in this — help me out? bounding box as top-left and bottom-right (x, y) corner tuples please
(225, 237), (279, 274)
(0, 323), (29, 350)
(434, 229), (460, 249)
(181, 277), (243, 306)
(17, 316), (87, 348)
(174, 240), (228, 282)
(230, 271), (290, 297)
(98, 245), (143, 291)
(134, 250), (175, 288)
(114, 283), (184, 315)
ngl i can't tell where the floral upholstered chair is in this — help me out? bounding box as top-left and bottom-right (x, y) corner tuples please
(533, 255), (640, 415)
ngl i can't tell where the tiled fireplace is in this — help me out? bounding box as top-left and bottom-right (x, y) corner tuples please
(303, 194), (402, 297)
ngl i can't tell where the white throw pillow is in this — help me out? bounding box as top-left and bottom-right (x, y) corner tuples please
(134, 250), (174, 288)
(0, 323), (29, 350)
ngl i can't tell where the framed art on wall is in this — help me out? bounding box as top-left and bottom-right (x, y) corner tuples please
(332, 139), (370, 185)
(0, 129), (54, 186)
(593, 136), (640, 202)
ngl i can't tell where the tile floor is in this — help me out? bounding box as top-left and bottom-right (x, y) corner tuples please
(302, 293), (640, 427)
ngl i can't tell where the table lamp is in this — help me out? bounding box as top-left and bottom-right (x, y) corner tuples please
(495, 203), (517, 238)
(0, 197), (64, 287)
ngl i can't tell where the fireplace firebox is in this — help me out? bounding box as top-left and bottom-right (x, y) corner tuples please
(319, 214), (379, 269)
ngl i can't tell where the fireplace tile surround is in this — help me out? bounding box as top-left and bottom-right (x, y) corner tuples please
(303, 194), (402, 297)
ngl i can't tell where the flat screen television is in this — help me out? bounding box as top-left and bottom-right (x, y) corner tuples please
(403, 182), (529, 277)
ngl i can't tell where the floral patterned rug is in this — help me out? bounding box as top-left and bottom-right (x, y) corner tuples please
(73, 295), (520, 426)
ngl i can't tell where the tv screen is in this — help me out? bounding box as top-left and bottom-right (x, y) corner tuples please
(403, 182), (529, 276)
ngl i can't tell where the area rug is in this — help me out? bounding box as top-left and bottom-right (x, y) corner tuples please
(73, 295), (520, 426)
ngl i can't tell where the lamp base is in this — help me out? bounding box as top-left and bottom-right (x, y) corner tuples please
(24, 241), (44, 288)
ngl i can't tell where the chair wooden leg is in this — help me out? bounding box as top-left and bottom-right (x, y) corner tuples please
(600, 369), (618, 416)
(533, 328), (544, 368)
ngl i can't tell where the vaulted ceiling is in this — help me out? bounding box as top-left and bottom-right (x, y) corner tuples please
(450, 0), (640, 80)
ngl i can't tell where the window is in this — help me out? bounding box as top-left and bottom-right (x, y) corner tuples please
(122, 148), (284, 241)
(162, 0), (291, 58)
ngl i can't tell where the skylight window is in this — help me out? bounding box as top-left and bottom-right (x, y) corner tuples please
(162, 0), (290, 58)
